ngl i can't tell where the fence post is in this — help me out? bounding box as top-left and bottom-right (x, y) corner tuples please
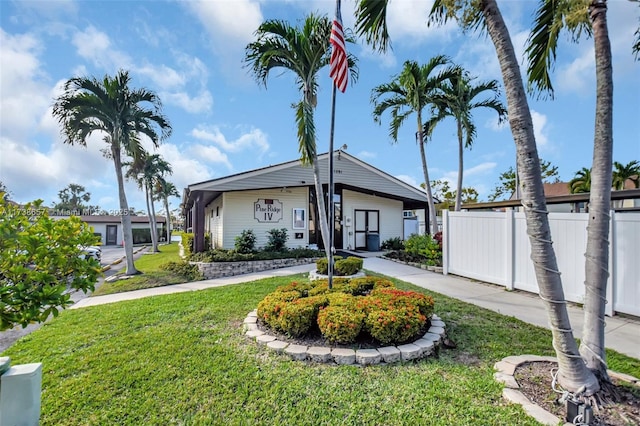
(442, 209), (449, 276)
(606, 210), (615, 316)
(505, 208), (515, 290)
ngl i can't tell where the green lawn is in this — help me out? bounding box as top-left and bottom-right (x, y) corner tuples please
(4, 274), (639, 425)
(93, 243), (185, 296)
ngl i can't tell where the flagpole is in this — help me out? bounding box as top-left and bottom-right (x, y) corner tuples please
(327, 0), (346, 290)
(328, 83), (337, 290)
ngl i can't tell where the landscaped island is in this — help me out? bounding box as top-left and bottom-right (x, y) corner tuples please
(257, 276), (434, 346)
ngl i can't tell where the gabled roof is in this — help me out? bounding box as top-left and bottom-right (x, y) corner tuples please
(183, 150), (428, 211)
(76, 215), (166, 224)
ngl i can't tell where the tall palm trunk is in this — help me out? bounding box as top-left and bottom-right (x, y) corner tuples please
(144, 182), (159, 252)
(163, 195), (172, 244)
(149, 183), (159, 251)
(455, 120), (464, 211)
(579, 0), (613, 380)
(481, 0), (598, 394)
(312, 152), (331, 251)
(417, 111), (438, 235)
(111, 141), (138, 275)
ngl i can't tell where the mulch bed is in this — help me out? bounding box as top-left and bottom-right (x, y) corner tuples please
(514, 361), (640, 425)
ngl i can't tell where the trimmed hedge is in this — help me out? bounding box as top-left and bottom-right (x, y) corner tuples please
(256, 276), (434, 345)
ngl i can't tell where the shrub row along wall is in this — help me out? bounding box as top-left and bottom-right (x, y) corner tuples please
(191, 258), (320, 279)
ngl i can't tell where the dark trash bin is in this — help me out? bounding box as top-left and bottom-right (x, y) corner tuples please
(366, 233), (380, 251)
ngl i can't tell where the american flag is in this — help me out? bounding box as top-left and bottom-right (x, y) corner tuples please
(329, 0), (348, 93)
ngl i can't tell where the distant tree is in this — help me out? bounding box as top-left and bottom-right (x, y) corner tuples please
(0, 182), (12, 201)
(53, 183), (91, 212)
(154, 178), (180, 244)
(569, 167), (592, 194)
(612, 160), (640, 190)
(126, 152), (172, 252)
(428, 179), (478, 211)
(0, 198), (101, 330)
(430, 69), (506, 210)
(53, 70), (171, 275)
(489, 158), (559, 201)
(371, 57), (458, 234)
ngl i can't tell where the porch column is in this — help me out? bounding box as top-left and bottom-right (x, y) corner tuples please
(193, 193), (205, 253)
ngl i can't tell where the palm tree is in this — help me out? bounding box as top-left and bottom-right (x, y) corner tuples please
(154, 178), (180, 244)
(126, 153), (172, 252)
(244, 14), (358, 252)
(432, 70), (506, 210)
(569, 167), (592, 194)
(53, 70), (171, 275)
(527, 0), (620, 382)
(371, 57), (457, 234)
(612, 160), (640, 190)
(355, 0), (599, 394)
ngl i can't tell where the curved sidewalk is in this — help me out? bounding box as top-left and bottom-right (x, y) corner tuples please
(71, 257), (639, 360)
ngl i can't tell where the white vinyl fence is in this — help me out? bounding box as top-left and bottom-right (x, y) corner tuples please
(442, 210), (640, 317)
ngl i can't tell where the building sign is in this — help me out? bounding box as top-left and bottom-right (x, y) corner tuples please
(254, 199), (283, 223)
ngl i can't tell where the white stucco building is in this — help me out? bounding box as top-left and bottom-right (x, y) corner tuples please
(181, 150), (429, 253)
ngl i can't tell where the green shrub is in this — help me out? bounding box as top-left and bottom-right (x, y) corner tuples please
(371, 287), (435, 318)
(257, 291), (301, 330)
(265, 228), (288, 252)
(334, 256), (363, 275)
(344, 277), (394, 295)
(365, 305), (425, 345)
(182, 233), (195, 258)
(307, 278), (350, 296)
(188, 248), (323, 263)
(158, 261), (203, 281)
(404, 233), (442, 266)
(274, 281), (314, 297)
(276, 295), (327, 337)
(235, 230), (256, 254)
(317, 305), (365, 344)
(256, 276), (434, 345)
(381, 237), (404, 250)
(316, 256), (342, 274)
(316, 256), (362, 276)
(404, 234), (430, 258)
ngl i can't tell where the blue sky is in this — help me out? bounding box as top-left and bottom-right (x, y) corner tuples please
(1, 0), (639, 214)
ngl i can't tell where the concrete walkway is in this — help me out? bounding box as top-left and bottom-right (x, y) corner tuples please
(71, 257), (639, 360)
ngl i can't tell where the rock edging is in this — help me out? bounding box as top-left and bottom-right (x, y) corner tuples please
(494, 355), (640, 426)
(243, 310), (446, 365)
(192, 257), (319, 279)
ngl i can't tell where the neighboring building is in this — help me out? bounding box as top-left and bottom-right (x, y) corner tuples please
(463, 187), (640, 212)
(181, 150), (428, 253)
(62, 215), (167, 246)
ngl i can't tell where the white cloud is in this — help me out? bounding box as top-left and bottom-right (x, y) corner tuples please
(189, 144), (233, 170)
(0, 30), (50, 144)
(137, 64), (185, 90)
(556, 46), (594, 94)
(161, 90), (213, 114)
(190, 126), (269, 155)
(181, 0), (263, 79)
(71, 26), (132, 70)
(465, 162), (497, 177)
(357, 150), (377, 159)
(156, 143), (215, 191)
(385, 0), (457, 44)
(395, 174), (420, 188)
(531, 110), (550, 149)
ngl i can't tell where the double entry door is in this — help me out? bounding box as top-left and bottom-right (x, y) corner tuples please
(354, 209), (379, 251)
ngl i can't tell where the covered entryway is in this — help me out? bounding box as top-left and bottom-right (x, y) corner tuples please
(354, 209), (379, 251)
